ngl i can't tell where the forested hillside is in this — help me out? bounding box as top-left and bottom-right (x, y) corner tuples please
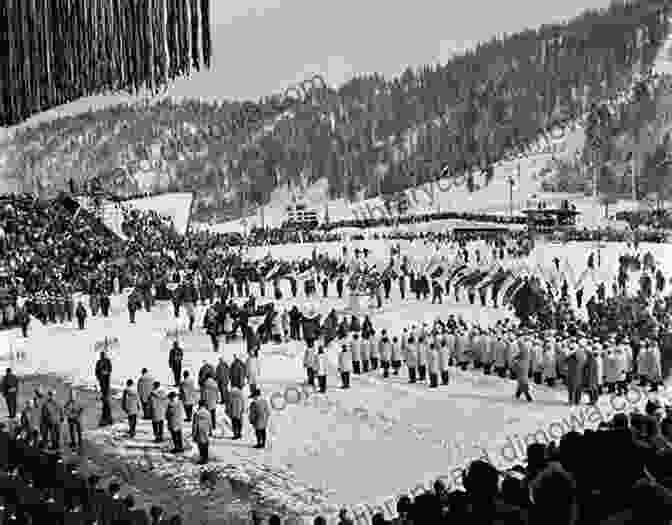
(1, 0), (670, 222)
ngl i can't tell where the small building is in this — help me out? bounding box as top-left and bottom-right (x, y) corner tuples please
(521, 203), (580, 232)
(283, 203), (319, 230)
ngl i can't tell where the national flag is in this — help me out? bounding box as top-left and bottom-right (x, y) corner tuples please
(454, 270), (480, 288)
(496, 273), (519, 306)
(506, 278), (530, 305)
(265, 263), (282, 281)
(504, 277), (527, 305)
(475, 267), (505, 290)
(447, 264), (469, 282)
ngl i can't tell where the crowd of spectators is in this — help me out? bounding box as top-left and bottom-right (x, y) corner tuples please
(0, 425), (184, 524)
(360, 404), (672, 525)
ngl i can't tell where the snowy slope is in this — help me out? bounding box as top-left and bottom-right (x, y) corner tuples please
(208, 19), (672, 233)
(112, 192), (194, 235)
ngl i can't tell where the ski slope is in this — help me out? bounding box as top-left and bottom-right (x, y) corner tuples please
(207, 18), (672, 234)
(99, 192), (195, 236)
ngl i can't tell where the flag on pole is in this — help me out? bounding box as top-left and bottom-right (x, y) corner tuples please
(496, 273), (519, 306)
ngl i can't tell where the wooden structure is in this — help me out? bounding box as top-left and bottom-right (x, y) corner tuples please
(283, 203), (319, 229)
(521, 205), (580, 232)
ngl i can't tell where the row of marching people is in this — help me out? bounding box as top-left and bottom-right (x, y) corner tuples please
(300, 314), (665, 407)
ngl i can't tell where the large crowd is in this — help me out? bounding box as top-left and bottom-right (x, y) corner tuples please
(2, 182), (672, 524)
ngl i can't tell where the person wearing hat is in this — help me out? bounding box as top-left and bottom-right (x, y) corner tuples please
(303, 341), (318, 387)
(64, 388), (84, 450)
(379, 330), (392, 378)
(316, 347), (329, 394)
(582, 349), (599, 405)
(229, 355), (246, 390)
(604, 348), (619, 394)
(193, 400), (212, 464)
(246, 350), (261, 398)
(19, 399), (39, 447)
(166, 391), (185, 453)
(227, 385), (245, 440)
(75, 300), (87, 330)
(249, 390), (270, 449)
(427, 343), (440, 388)
(391, 336), (403, 375)
(338, 344), (353, 389)
(41, 390), (64, 450)
(202, 374), (219, 433)
(513, 336), (533, 402)
(1, 368), (18, 419)
(168, 341), (184, 388)
(149, 382), (167, 442)
(121, 379), (141, 438)
(138, 368), (155, 420)
(417, 336), (428, 381)
(350, 333), (362, 375)
(494, 334), (507, 378)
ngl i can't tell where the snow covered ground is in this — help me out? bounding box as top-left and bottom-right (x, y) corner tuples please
(99, 192), (195, 236)
(1, 239), (670, 524)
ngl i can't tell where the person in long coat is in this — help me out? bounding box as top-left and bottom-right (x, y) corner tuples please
(1, 368), (18, 419)
(390, 336), (403, 375)
(360, 334), (370, 373)
(229, 355), (246, 389)
(427, 344), (440, 388)
(438, 340), (451, 385)
(614, 346), (629, 395)
(582, 350), (599, 405)
(41, 390), (64, 450)
(604, 349), (619, 394)
(480, 333), (494, 375)
(494, 336), (508, 378)
(149, 382), (167, 442)
(566, 349), (584, 406)
(165, 392), (185, 453)
(64, 389), (84, 450)
(316, 347), (329, 394)
(227, 386), (245, 439)
(20, 399), (39, 446)
(180, 370), (197, 422)
(192, 401), (212, 464)
(595, 348), (604, 395)
(338, 344), (353, 388)
(121, 379), (141, 438)
(379, 332), (392, 378)
(406, 336), (418, 383)
(542, 342), (557, 387)
(416, 337), (428, 381)
(249, 391), (270, 449)
(215, 357), (230, 405)
(202, 376), (219, 433)
(198, 361), (216, 389)
(513, 337), (533, 402)
(246, 352), (261, 397)
(138, 368), (155, 420)
(644, 343), (663, 392)
(303, 343), (317, 386)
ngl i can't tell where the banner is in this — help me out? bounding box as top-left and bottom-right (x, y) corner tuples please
(265, 263), (282, 281)
(496, 274), (519, 306)
(505, 278), (528, 305)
